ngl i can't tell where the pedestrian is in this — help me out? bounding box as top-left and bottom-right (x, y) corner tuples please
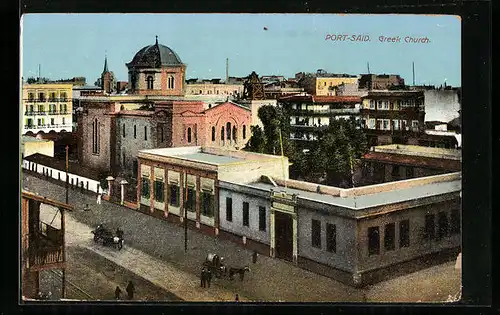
(126, 281), (135, 300)
(252, 251), (258, 264)
(115, 286), (122, 300)
(97, 193), (102, 205)
(200, 267), (206, 288)
(235, 294), (239, 302)
(206, 268), (212, 288)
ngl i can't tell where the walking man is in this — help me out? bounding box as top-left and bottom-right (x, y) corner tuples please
(200, 268), (206, 288)
(115, 286), (122, 300)
(235, 294), (239, 302)
(126, 281), (135, 300)
(97, 192), (102, 205)
(206, 268), (212, 288)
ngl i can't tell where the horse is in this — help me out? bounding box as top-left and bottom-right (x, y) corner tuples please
(228, 266), (251, 281)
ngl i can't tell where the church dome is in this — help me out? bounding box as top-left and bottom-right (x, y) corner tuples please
(127, 37), (183, 68)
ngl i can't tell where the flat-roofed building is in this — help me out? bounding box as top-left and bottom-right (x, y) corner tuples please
(219, 172), (461, 287)
(136, 146), (288, 234)
(359, 144), (461, 185)
(21, 136), (54, 158)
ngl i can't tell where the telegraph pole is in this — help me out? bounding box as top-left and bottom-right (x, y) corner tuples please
(184, 172), (188, 252)
(62, 145), (69, 298)
(65, 145), (69, 204)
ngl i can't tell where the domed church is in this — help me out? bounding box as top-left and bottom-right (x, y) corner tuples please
(126, 36), (186, 96)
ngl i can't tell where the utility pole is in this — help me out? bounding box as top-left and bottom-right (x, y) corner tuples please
(62, 145), (69, 298)
(184, 172), (188, 252)
(367, 62), (370, 74)
(65, 145), (69, 204)
(226, 58), (229, 83)
(412, 62), (415, 86)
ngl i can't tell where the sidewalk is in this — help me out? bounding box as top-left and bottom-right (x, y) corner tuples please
(65, 214), (248, 302)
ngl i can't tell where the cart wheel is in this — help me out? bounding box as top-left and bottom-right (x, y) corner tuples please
(93, 235), (98, 242)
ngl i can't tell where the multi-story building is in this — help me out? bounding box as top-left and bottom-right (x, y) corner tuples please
(263, 80), (304, 99)
(22, 83), (73, 136)
(279, 95), (361, 146)
(358, 74), (405, 90)
(21, 191), (72, 299)
(132, 146), (461, 287)
(360, 91), (425, 146)
(296, 71), (359, 96)
(358, 144), (461, 185)
(185, 78), (243, 99)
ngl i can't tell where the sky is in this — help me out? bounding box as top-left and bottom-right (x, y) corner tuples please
(21, 14), (461, 87)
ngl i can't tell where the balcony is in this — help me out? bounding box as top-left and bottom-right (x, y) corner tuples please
(24, 125), (34, 129)
(47, 111), (59, 115)
(34, 111), (47, 116)
(24, 111), (35, 116)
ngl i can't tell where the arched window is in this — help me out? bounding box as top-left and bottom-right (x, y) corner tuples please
(134, 125), (137, 138)
(168, 76), (175, 89)
(226, 122), (231, 140)
(211, 126), (216, 141)
(144, 126), (148, 141)
(221, 127), (224, 141)
(92, 118), (99, 154)
(187, 127), (192, 143)
(243, 125), (247, 139)
(232, 126), (237, 142)
(147, 76), (154, 90)
(122, 124), (126, 137)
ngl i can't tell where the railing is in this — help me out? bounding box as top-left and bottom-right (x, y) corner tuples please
(34, 111), (47, 115)
(24, 111), (35, 116)
(47, 111), (58, 115)
(29, 246), (64, 267)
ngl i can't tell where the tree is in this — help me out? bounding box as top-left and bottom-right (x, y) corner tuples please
(245, 125), (266, 153)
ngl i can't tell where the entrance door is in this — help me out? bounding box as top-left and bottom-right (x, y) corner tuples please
(274, 211), (293, 261)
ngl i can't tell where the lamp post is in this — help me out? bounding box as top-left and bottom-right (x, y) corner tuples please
(106, 176), (115, 199)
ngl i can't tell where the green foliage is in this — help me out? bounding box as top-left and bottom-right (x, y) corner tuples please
(97, 172), (109, 190)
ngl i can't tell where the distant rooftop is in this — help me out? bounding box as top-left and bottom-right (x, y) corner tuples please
(373, 144), (461, 160)
(21, 136), (51, 143)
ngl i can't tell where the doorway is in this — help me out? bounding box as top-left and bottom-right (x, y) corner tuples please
(274, 211), (293, 261)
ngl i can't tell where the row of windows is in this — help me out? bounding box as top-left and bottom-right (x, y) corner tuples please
(424, 209), (461, 240)
(26, 92), (69, 101)
(123, 124), (148, 141)
(368, 99), (421, 110)
(145, 75), (175, 90)
(311, 220), (337, 253)
(211, 123), (247, 142)
(368, 219), (410, 256)
(141, 179), (215, 217)
(25, 104), (68, 113)
(225, 198), (266, 231)
(25, 117), (66, 127)
(362, 118), (419, 131)
(191, 89), (239, 95)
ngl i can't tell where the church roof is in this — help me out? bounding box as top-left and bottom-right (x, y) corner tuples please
(126, 37), (183, 68)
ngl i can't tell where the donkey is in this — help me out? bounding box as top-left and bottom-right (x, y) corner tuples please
(228, 266), (251, 281)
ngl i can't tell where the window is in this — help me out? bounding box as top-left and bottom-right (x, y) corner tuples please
(393, 120), (400, 130)
(411, 120), (419, 132)
(141, 177), (150, 198)
(242, 202), (249, 226)
(382, 119), (389, 130)
(62, 117), (65, 125)
(368, 226), (380, 255)
(122, 152), (126, 167)
(437, 212), (449, 239)
(369, 100), (375, 109)
(154, 180), (165, 202)
(122, 124), (126, 137)
(51, 118), (55, 125)
(160, 126), (164, 142)
(259, 206), (266, 231)
(187, 127), (192, 143)
(39, 93), (45, 101)
(144, 126), (148, 141)
(211, 126), (216, 141)
(243, 125), (247, 139)
(61, 92), (67, 101)
(92, 118), (99, 154)
(424, 214), (436, 240)
(168, 75), (175, 89)
(186, 187), (196, 212)
(201, 191), (214, 217)
(383, 101), (389, 110)
(226, 122), (231, 140)
(221, 127), (224, 141)
(392, 165), (400, 177)
(38, 105), (44, 113)
(28, 93), (34, 101)
(399, 220), (410, 248)
(450, 208), (461, 234)
(63, 104), (67, 113)
(377, 101), (383, 109)
(311, 219), (321, 248)
(232, 126), (237, 142)
(406, 167), (414, 178)
(134, 125), (137, 138)
(326, 223), (336, 253)
(384, 223), (395, 251)
(368, 118), (376, 129)
(393, 101), (400, 110)
(169, 184), (180, 207)
(226, 197), (233, 222)
(60, 104), (63, 113)
(147, 76), (154, 90)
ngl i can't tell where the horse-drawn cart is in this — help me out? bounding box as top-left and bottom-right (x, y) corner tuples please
(91, 224), (124, 250)
(203, 253), (227, 278)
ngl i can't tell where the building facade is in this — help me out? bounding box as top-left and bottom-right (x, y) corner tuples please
(297, 71), (359, 96)
(360, 91), (425, 146)
(22, 83), (73, 136)
(136, 146), (288, 234)
(185, 79), (244, 99)
(279, 95), (361, 145)
(358, 74), (405, 90)
(359, 144), (461, 185)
